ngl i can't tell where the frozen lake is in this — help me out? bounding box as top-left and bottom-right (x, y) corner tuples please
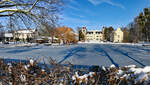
(0, 43), (150, 67)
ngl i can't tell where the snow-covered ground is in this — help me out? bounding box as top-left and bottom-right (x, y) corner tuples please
(0, 43), (150, 67)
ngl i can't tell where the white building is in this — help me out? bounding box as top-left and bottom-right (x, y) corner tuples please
(14, 29), (38, 40)
(114, 28), (124, 43)
(86, 30), (103, 41)
(81, 27), (103, 42)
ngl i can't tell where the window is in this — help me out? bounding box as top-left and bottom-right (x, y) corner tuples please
(96, 32), (101, 34)
(87, 32), (93, 34)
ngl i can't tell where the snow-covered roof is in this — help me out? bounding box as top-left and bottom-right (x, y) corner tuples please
(15, 29), (36, 34)
(88, 30), (101, 32)
(4, 33), (13, 37)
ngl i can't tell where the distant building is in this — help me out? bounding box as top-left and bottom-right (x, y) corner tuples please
(114, 28), (124, 43)
(4, 33), (13, 42)
(0, 32), (13, 42)
(14, 29), (38, 40)
(14, 29), (38, 42)
(81, 27), (103, 42)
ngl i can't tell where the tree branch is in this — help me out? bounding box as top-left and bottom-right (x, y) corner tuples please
(0, 0), (9, 4)
(0, 4), (32, 8)
(28, 0), (39, 12)
(0, 13), (14, 17)
(0, 9), (27, 13)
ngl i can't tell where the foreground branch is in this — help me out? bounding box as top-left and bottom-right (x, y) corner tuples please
(0, 9), (28, 13)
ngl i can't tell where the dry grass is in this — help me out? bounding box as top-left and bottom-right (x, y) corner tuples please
(0, 58), (150, 85)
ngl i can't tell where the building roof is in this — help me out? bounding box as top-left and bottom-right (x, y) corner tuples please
(88, 30), (101, 32)
(4, 33), (13, 37)
(15, 29), (36, 34)
(116, 28), (122, 31)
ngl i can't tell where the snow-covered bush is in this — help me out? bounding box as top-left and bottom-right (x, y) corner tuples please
(0, 58), (150, 85)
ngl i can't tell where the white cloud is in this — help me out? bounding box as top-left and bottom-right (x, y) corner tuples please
(66, 4), (80, 11)
(64, 17), (89, 24)
(88, 0), (104, 5)
(61, 15), (89, 24)
(64, 0), (80, 11)
(70, 12), (85, 18)
(70, 0), (79, 6)
(88, 0), (125, 9)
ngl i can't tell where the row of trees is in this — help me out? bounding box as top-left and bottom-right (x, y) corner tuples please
(123, 8), (150, 43)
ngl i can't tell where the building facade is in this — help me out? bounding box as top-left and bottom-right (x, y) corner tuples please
(14, 29), (37, 39)
(114, 28), (124, 43)
(4, 33), (13, 42)
(14, 29), (38, 43)
(81, 27), (103, 42)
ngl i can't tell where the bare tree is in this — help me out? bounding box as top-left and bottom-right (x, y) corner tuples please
(39, 21), (57, 43)
(0, 0), (63, 30)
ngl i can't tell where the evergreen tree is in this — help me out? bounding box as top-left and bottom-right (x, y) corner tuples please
(103, 26), (114, 42)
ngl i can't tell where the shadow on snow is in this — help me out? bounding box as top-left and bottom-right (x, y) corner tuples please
(121, 45), (150, 53)
(108, 45), (145, 67)
(93, 45), (119, 68)
(58, 47), (86, 64)
(7, 47), (41, 53)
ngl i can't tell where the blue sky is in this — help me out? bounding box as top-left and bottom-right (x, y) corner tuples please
(60, 0), (150, 31)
